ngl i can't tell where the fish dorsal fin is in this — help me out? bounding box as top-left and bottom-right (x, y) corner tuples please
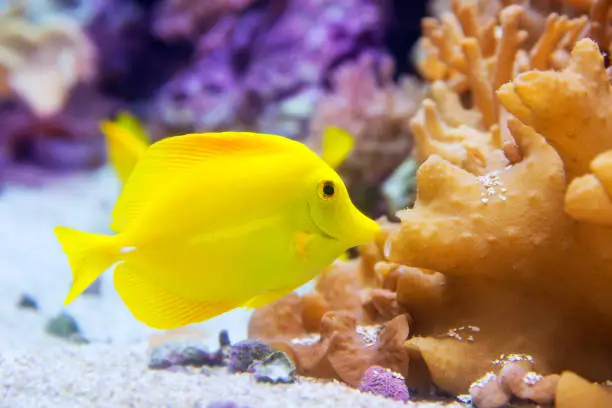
(115, 111), (150, 144)
(100, 119), (149, 184)
(110, 132), (307, 232)
(322, 126), (355, 169)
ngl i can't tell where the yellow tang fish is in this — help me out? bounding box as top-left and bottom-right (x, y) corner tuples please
(100, 111), (150, 184)
(102, 113), (355, 262)
(54, 131), (379, 330)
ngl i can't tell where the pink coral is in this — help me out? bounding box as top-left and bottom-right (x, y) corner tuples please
(359, 365), (410, 403)
(308, 51), (423, 216)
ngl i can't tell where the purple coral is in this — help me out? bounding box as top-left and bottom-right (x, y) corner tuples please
(359, 365), (410, 403)
(152, 0), (391, 140)
(152, 0), (257, 41)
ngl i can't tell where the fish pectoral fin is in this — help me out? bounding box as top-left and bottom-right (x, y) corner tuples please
(113, 264), (236, 330)
(294, 230), (313, 260)
(242, 288), (292, 310)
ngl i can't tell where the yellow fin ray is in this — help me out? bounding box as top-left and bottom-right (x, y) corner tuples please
(322, 126), (355, 169)
(54, 226), (118, 305)
(113, 263), (238, 329)
(110, 132), (308, 232)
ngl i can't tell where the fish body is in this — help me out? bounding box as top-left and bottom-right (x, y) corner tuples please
(55, 131), (378, 329)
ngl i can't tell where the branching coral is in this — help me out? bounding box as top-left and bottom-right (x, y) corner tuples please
(389, 36), (612, 406)
(415, 0), (592, 95)
(0, 7), (97, 118)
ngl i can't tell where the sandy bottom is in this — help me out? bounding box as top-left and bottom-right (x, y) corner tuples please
(0, 167), (461, 407)
(0, 342), (465, 408)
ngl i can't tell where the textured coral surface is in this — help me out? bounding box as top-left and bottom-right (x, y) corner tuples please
(387, 37), (612, 402)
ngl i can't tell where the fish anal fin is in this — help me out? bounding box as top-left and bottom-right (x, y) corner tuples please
(110, 132), (307, 232)
(113, 264), (236, 329)
(242, 288), (292, 310)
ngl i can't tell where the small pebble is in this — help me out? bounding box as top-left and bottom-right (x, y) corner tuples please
(227, 340), (274, 373)
(17, 293), (38, 310)
(45, 312), (88, 344)
(166, 365), (190, 374)
(250, 350), (296, 384)
(200, 367), (215, 376)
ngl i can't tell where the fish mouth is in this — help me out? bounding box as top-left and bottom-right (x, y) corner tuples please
(307, 203), (338, 241)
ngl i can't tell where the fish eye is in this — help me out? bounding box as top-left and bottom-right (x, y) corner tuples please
(318, 180), (336, 200)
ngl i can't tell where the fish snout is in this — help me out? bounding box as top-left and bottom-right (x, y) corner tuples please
(348, 208), (381, 247)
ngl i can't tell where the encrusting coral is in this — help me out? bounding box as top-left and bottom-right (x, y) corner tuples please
(248, 1), (612, 405)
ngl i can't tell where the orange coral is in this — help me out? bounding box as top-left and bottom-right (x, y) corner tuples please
(385, 36), (612, 399)
(412, 1), (592, 173)
(249, 2), (612, 405)
(250, 310), (410, 387)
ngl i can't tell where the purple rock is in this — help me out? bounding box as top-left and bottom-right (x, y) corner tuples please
(359, 365), (410, 403)
(148, 330), (231, 370)
(227, 339), (274, 373)
(148, 340), (225, 369)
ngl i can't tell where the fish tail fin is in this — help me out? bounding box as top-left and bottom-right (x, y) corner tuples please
(54, 226), (119, 305)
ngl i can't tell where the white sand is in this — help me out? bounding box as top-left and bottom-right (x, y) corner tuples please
(0, 167), (461, 407)
(0, 342), (466, 408)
